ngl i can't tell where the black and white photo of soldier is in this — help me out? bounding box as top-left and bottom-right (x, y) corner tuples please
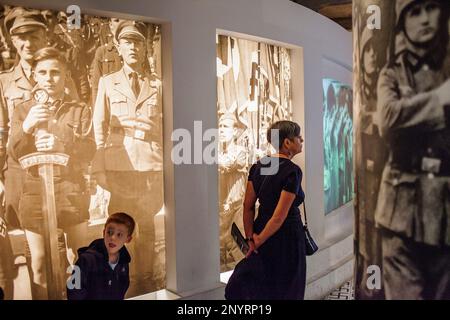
(355, 0), (450, 300)
(353, 0), (391, 300)
(376, 0), (450, 300)
(0, 4), (163, 300)
(92, 20), (163, 297)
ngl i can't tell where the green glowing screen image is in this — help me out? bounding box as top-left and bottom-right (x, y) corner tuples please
(323, 78), (354, 215)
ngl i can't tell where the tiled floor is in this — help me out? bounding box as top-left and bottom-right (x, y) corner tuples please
(183, 279), (356, 300)
(325, 279), (354, 300)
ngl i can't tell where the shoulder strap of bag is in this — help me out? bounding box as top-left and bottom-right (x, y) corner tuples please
(302, 201), (308, 227)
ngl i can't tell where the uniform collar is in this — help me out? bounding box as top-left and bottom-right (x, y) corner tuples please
(47, 94), (75, 116)
(123, 63), (147, 80)
(403, 50), (438, 73)
(394, 31), (443, 71)
(115, 66), (155, 105)
(48, 92), (65, 104)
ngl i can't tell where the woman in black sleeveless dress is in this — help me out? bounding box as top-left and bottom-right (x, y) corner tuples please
(243, 120), (306, 299)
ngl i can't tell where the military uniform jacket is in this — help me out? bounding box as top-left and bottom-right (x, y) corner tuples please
(0, 64), (35, 177)
(92, 67), (163, 172)
(375, 50), (450, 246)
(6, 97), (95, 229)
(8, 96), (96, 174)
(0, 64), (33, 129)
(0, 63), (80, 141)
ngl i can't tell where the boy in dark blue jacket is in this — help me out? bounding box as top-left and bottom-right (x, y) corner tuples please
(67, 212), (135, 300)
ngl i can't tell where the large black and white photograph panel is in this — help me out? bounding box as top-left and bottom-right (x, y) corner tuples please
(354, 0), (450, 300)
(216, 35), (292, 272)
(0, 4), (164, 300)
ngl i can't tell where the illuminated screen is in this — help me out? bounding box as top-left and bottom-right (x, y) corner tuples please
(323, 78), (353, 215)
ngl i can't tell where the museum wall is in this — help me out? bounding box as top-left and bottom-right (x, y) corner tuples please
(4, 0), (352, 299)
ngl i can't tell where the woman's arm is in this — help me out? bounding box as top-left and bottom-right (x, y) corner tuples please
(243, 181), (257, 239)
(243, 180), (258, 257)
(253, 190), (296, 249)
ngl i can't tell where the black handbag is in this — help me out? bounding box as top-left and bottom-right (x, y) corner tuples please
(302, 201), (318, 256)
(257, 159), (318, 256)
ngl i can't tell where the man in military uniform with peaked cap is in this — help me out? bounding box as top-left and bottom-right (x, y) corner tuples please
(92, 20), (163, 297)
(375, 0), (450, 299)
(0, 8), (83, 299)
(0, 8), (49, 299)
(0, 7), (81, 231)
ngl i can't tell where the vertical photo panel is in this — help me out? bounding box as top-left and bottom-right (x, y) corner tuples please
(216, 34), (292, 272)
(0, 4), (164, 299)
(354, 0), (450, 299)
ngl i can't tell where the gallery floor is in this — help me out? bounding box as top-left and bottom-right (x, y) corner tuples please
(173, 279), (355, 300)
(325, 280), (354, 300)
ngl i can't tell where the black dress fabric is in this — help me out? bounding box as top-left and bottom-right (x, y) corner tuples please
(248, 156), (306, 300)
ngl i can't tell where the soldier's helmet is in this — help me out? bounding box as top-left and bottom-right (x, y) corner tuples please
(395, 0), (445, 28)
(115, 20), (146, 42)
(4, 7), (46, 35)
(396, 0), (417, 27)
